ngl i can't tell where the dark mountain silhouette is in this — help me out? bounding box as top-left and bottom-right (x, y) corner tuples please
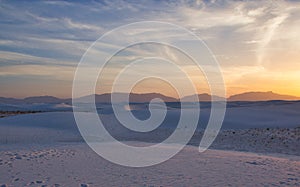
(1, 91), (299, 104)
(129, 93), (178, 102)
(23, 96), (64, 104)
(75, 93), (178, 103)
(182, 93), (225, 102)
(228, 91), (300, 101)
(0, 97), (22, 104)
(0, 96), (64, 104)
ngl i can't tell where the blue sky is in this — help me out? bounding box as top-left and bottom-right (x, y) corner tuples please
(1, 0), (300, 98)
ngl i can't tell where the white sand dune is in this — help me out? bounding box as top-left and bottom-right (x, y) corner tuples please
(0, 143), (299, 186)
(0, 111), (299, 156)
(0, 102), (299, 186)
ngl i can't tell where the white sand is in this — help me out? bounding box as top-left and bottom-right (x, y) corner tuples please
(0, 101), (299, 186)
(0, 143), (299, 186)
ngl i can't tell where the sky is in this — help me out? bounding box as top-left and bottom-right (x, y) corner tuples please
(0, 0), (300, 98)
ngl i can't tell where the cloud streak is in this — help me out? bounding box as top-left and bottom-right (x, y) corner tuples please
(0, 0), (300, 97)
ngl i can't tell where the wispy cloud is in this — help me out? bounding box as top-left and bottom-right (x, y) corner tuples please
(0, 51), (75, 67)
(63, 18), (103, 32)
(0, 64), (74, 79)
(0, 0), (300, 97)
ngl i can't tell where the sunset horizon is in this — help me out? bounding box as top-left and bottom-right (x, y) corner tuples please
(1, 90), (300, 102)
(1, 1), (300, 186)
(1, 1), (300, 99)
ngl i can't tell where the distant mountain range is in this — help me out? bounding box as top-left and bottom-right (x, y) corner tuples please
(0, 91), (299, 104)
(0, 96), (64, 105)
(75, 93), (178, 103)
(227, 91), (300, 101)
(182, 93), (225, 102)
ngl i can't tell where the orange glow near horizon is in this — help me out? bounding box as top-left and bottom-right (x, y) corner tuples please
(1, 62), (300, 99)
